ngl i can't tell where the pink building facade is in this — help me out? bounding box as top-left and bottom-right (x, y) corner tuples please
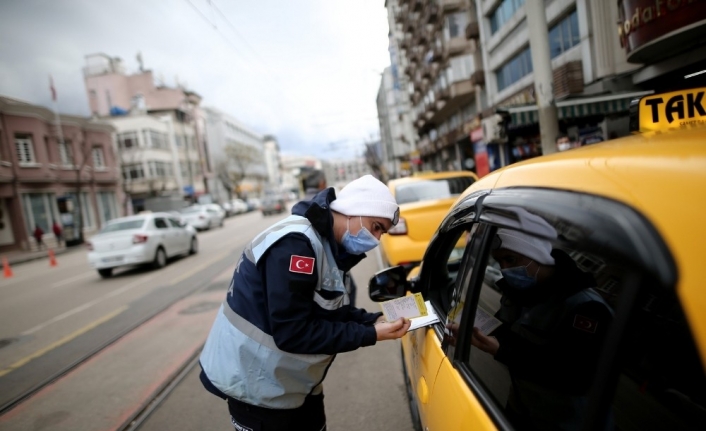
(0, 96), (121, 252)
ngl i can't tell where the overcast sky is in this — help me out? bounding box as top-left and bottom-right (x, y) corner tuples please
(0, 0), (391, 160)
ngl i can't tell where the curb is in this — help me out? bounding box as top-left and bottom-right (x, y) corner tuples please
(4, 246), (82, 266)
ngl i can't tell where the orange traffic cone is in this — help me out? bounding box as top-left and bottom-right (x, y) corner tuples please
(2, 256), (13, 278)
(48, 249), (57, 267)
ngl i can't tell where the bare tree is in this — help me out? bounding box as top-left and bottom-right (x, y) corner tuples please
(214, 159), (234, 202)
(223, 142), (262, 199)
(68, 134), (96, 244)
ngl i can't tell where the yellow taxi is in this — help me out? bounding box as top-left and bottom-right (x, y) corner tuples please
(369, 87), (706, 431)
(380, 171), (478, 271)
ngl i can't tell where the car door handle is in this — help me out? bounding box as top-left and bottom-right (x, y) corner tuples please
(417, 376), (429, 404)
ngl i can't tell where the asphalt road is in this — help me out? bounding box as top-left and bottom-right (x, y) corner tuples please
(0, 208), (415, 431)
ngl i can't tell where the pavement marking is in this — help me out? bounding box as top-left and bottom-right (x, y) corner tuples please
(50, 271), (95, 288)
(169, 250), (231, 285)
(0, 306), (128, 378)
(21, 272), (161, 336)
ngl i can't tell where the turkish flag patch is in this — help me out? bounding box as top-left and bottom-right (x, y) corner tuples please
(289, 255), (315, 275)
(573, 315), (598, 333)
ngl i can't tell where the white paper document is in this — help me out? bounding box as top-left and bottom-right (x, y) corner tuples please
(408, 301), (440, 331)
(380, 293), (428, 321)
(474, 306), (502, 335)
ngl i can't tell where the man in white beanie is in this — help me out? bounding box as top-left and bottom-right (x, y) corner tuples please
(199, 174), (410, 431)
(466, 209), (613, 430)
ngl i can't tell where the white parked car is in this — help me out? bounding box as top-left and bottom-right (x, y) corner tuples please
(87, 213), (198, 278)
(230, 198), (249, 214)
(180, 204), (225, 230)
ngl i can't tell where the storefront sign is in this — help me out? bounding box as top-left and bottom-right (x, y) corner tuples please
(470, 127), (484, 143)
(618, 0), (706, 63)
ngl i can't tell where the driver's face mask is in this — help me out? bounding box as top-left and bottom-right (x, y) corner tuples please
(501, 261), (539, 290)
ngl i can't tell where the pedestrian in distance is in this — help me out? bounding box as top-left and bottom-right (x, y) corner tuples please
(33, 224), (45, 249)
(302, 169), (327, 201)
(52, 221), (63, 247)
(199, 174), (410, 431)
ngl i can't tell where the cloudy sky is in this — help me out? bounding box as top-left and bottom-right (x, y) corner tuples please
(0, 0), (391, 159)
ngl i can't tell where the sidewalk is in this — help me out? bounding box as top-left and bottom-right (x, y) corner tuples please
(1, 243), (81, 266)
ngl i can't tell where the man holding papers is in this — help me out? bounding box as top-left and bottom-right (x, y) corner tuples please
(469, 209), (614, 430)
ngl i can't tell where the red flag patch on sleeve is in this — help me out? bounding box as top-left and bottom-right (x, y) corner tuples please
(289, 255), (315, 275)
(573, 315), (598, 333)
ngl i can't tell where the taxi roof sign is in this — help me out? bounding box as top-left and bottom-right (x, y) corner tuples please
(634, 87), (706, 133)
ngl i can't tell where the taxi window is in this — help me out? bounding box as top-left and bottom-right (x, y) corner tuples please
(454, 211), (706, 430)
(423, 224), (473, 318)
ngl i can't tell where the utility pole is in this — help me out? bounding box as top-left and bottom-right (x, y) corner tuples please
(526, 0), (559, 156)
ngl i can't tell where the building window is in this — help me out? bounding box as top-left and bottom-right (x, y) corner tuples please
(122, 163), (145, 181)
(148, 161), (173, 178)
(549, 10), (580, 59)
(146, 129), (168, 150)
(59, 140), (73, 166)
(447, 54), (475, 84)
(495, 46), (533, 92)
(92, 147), (105, 168)
(444, 11), (469, 40)
(489, 0), (525, 34)
(117, 131), (139, 150)
(15, 134), (36, 164)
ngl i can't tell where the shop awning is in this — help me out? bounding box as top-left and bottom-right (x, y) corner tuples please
(506, 91), (654, 127)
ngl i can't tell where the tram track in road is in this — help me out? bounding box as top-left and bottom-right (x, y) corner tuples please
(0, 248), (236, 417)
(116, 345), (203, 431)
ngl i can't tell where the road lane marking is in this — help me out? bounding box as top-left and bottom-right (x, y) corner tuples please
(169, 250), (231, 285)
(50, 271), (95, 288)
(0, 306), (128, 377)
(21, 272), (160, 336)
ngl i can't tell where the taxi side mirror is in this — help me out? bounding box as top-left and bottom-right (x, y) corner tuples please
(368, 265), (410, 302)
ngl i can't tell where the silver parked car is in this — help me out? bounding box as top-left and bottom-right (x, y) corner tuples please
(87, 212), (198, 278)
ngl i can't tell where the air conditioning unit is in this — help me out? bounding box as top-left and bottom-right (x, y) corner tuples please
(481, 114), (507, 143)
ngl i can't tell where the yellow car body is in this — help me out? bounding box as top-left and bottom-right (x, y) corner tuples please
(380, 171), (478, 269)
(375, 88), (706, 431)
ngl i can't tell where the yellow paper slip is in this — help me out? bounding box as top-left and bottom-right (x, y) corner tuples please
(380, 292), (428, 321)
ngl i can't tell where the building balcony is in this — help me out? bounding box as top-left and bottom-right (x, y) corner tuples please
(465, 21), (480, 40)
(425, 79), (475, 127)
(440, 0), (464, 12)
(425, 3), (439, 24)
(445, 37), (471, 57)
(470, 69), (485, 86)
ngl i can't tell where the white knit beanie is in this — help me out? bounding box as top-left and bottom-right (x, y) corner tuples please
(330, 175), (399, 225)
(495, 207), (557, 265)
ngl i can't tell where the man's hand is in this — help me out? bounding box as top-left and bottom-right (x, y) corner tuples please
(471, 327), (499, 355)
(375, 318), (411, 341)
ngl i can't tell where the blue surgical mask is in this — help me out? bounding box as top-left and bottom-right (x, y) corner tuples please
(501, 261), (538, 290)
(341, 217), (379, 255)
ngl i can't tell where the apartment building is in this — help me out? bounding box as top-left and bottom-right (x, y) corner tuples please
(203, 107), (268, 202)
(0, 96), (120, 252)
(384, 0), (486, 174)
(83, 53), (210, 209)
(384, 0), (706, 176)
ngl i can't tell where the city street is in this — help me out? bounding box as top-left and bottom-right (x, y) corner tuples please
(0, 209), (413, 431)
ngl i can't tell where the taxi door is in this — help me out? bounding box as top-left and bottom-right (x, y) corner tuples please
(403, 222), (496, 431)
